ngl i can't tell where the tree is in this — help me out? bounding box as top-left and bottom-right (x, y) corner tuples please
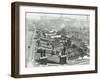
(66, 38), (72, 48)
(36, 40), (41, 47)
(80, 42), (89, 57)
(78, 47), (86, 59)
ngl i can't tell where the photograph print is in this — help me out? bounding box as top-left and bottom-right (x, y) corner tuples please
(11, 2), (97, 78)
(25, 13), (90, 68)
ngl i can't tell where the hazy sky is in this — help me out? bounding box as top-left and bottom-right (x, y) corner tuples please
(26, 12), (89, 21)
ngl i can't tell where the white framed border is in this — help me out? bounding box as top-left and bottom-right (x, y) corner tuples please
(19, 5), (96, 75)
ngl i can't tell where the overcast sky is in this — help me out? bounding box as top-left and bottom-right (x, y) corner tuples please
(26, 12), (89, 21)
